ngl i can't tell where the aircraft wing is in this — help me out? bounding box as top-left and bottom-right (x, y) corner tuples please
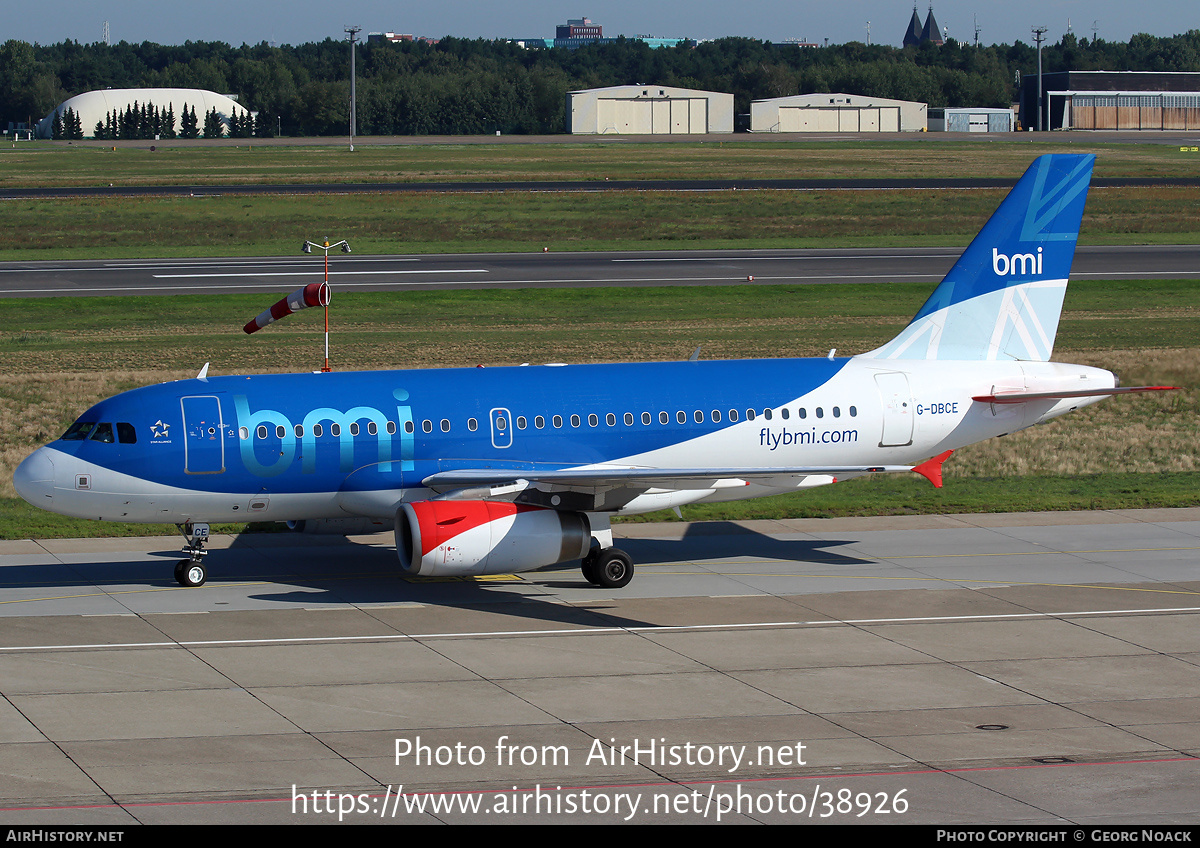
(422, 464), (921, 512)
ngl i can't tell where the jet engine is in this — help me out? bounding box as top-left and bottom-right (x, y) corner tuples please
(395, 501), (591, 577)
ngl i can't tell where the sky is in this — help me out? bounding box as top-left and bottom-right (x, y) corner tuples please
(3, 0), (1192, 49)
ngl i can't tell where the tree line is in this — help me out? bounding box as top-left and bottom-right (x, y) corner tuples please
(77, 102), (259, 139)
(4, 30), (1200, 136)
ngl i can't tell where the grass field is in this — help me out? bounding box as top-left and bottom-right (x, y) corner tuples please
(2, 186), (1199, 260)
(4, 140), (1200, 260)
(1, 138), (1196, 537)
(5, 139), (1200, 187)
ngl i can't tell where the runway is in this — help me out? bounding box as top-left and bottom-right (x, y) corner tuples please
(2, 244), (1199, 298)
(0, 509), (1197, 824)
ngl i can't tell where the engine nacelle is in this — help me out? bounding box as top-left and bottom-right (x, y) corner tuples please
(286, 518), (391, 535)
(395, 501), (591, 577)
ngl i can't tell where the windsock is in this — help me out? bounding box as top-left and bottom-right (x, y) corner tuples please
(243, 282), (330, 334)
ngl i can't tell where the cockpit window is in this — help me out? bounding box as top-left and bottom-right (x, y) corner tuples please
(89, 423), (115, 443)
(61, 421), (96, 441)
(117, 423), (137, 444)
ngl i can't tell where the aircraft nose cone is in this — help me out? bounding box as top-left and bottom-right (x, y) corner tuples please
(13, 447), (55, 505)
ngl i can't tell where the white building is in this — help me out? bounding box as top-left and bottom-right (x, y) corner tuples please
(37, 88), (251, 138)
(567, 85), (734, 134)
(750, 93), (927, 133)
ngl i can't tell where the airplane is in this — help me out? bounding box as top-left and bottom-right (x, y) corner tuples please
(12, 154), (1175, 590)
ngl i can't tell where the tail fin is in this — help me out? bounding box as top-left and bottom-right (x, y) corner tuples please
(862, 154), (1094, 362)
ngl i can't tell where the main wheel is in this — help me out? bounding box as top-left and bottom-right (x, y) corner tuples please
(581, 551), (601, 585)
(175, 559), (207, 587)
(591, 548), (634, 589)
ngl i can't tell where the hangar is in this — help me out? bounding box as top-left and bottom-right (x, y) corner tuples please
(750, 93), (927, 133)
(1020, 71), (1200, 131)
(567, 85), (734, 134)
(928, 107), (1014, 133)
(36, 88), (250, 139)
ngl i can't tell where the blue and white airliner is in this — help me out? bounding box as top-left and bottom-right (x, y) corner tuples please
(12, 155), (1173, 589)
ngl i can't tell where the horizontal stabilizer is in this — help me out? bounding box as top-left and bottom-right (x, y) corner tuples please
(972, 386), (1178, 404)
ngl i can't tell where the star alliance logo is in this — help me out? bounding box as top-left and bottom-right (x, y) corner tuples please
(151, 420), (170, 439)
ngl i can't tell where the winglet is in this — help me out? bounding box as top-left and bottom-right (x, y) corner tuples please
(912, 450), (953, 488)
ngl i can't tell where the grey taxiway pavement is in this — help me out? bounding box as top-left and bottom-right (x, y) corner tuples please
(0, 509), (1197, 824)
(1, 244), (1199, 299)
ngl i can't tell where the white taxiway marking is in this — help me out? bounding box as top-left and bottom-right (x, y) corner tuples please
(152, 269), (490, 279)
(2, 606), (1197, 652)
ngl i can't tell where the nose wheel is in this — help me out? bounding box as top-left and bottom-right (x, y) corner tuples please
(175, 522), (210, 587)
(174, 559), (207, 587)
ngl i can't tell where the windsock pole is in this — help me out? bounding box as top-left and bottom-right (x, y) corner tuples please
(244, 239), (349, 372)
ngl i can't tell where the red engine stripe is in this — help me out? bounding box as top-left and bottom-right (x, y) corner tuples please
(413, 501), (540, 557)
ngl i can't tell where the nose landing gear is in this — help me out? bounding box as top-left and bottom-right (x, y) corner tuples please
(174, 522), (209, 587)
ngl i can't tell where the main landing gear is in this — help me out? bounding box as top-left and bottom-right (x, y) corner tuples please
(174, 522), (210, 587)
(581, 546), (634, 589)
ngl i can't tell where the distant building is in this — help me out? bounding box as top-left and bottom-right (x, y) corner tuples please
(929, 107), (1014, 132)
(568, 85), (733, 134)
(1020, 70), (1200, 130)
(750, 93), (927, 133)
(36, 88), (250, 139)
(557, 18), (602, 39)
(367, 32), (438, 45)
(522, 17), (690, 50)
(903, 5), (943, 47)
